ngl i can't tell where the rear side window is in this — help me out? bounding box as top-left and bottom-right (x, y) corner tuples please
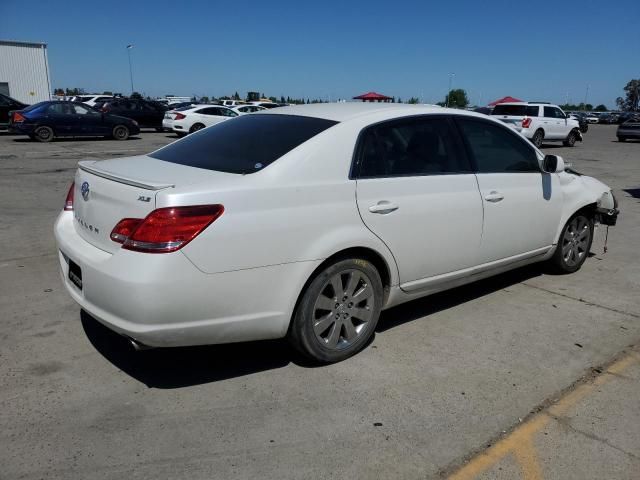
(457, 118), (540, 173)
(492, 105), (539, 117)
(356, 116), (471, 178)
(150, 114), (338, 174)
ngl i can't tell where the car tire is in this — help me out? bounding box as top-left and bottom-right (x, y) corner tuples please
(189, 123), (205, 134)
(618, 137), (626, 142)
(33, 126), (54, 143)
(549, 212), (594, 274)
(532, 129), (544, 148)
(112, 125), (130, 141)
(563, 130), (577, 147)
(288, 257), (384, 363)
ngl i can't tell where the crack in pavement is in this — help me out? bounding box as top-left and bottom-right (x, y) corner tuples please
(548, 412), (640, 462)
(522, 282), (640, 319)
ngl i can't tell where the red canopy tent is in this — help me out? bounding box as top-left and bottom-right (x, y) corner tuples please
(353, 92), (393, 103)
(488, 96), (523, 106)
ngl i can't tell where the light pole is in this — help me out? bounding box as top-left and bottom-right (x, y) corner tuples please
(126, 45), (135, 94)
(446, 73), (455, 107)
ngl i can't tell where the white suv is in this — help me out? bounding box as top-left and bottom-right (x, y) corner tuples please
(492, 102), (582, 148)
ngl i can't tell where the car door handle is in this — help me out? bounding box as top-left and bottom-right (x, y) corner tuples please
(484, 191), (504, 203)
(369, 201), (399, 214)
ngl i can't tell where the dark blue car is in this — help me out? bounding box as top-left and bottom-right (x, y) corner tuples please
(9, 101), (141, 142)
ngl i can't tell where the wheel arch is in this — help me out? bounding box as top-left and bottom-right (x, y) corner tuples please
(286, 246), (394, 336)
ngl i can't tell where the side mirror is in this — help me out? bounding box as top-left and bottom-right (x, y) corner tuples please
(543, 154), (565, 173)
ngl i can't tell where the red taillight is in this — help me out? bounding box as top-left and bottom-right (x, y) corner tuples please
(64, 182), (75, 211)
(12, 112), (26, 123)
(115, 205), (224, 253)
(110, 218), (143, 243)
(522, 117), (532, 128)
(174, 112), (186, 120)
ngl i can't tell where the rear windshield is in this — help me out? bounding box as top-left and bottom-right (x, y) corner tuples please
(492, 105), (539, 117)
(22, 102), (49, 113)
(150, 114), (338, 174)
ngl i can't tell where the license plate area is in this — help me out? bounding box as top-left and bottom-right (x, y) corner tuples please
(68, 259), (83, 290)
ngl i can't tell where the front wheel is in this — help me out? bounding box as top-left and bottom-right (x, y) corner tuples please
(550, 213), (594, 273)
(532, 129), (544, 148)
(288, 258), (384, 363)
(33, 126), (54, 142)
(112, 125), (130, 141)
(563, 130), (577, 147)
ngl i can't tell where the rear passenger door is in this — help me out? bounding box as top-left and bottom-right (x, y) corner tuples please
(455, 117), (563, 265)
(354, 116), (484, 291)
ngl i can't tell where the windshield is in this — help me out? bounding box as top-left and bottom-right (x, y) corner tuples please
(150, 114), (338, 174)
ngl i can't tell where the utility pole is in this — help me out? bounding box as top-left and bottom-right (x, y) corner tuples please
(126, 45), (135, 94)
(583, 84), (589, 111)
(446, 73), (455, 107)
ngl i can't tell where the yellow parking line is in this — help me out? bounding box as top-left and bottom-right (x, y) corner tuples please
(448, 349), (639, 480)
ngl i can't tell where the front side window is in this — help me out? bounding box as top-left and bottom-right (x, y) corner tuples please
(47, 103), (74, 115)
(73, 104), (98, 115)
(356, 116), (470, 178)
(150, 114), (337, 174)
(457, 118), (540, 173)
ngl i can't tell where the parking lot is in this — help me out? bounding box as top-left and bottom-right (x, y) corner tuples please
(1, 125), (639, 478)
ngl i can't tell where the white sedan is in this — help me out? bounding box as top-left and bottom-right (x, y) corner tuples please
(54, 104), (619, 363)
(171, 105), (238, 136)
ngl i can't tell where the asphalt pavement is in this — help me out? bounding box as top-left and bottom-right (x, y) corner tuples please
(1, 126), (638, 479)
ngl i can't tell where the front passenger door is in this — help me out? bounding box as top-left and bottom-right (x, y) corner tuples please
(354, 116), (484, 291)
(456, 117), (563, 265)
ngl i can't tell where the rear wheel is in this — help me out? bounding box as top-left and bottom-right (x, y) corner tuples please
(550, 212), (594, 273)
(112, 125), (129, 141)
(532, 129), (544, 148)
(563, 130), (577, 147)
(189, 123), (205, 134)
(33, 126), (54, 142)
(288, 258), (383, 363)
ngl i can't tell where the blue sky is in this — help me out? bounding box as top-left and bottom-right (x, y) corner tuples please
(1, 0), (637, 107)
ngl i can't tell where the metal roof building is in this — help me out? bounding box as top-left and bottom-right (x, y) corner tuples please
(0, 40), (52, 104)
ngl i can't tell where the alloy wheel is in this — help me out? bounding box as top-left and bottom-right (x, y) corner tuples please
(561, 216), (591, 267)
(312, 269), (375, 350)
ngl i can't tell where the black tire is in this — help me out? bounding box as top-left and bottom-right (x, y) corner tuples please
(112, 125), (129, 141)
(549, 212), (594, 274)
(288, 257), (384, 363)
(33, 126), (54, 143)
(532, 129), (544, 148)
(189, 123), (205, 134)
(618, 137), (626, 142)
(563, 130), (577, 147)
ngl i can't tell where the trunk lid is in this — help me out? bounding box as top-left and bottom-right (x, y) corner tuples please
(72, 155), (227, 253)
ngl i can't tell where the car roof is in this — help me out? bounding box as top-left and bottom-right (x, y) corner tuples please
(260, 102), (467, 122)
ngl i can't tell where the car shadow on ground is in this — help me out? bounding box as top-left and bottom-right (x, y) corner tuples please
(82, 264), (546, 389)
(623, 187), (640, 199)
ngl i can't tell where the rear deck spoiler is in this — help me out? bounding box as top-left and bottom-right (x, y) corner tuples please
(78, 161), (175, 190)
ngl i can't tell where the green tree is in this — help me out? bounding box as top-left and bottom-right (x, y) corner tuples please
(594, 104), (607, 112)
(615, 79), (640, 111)
(269, 96), (277, 103)
(443, 89), (469, 108)
(54, 88), (64, 96)
(200, 96), (210, 103)
(397, 97), (402, 104)
(280, 96), (285, 103)
(102, 91), (113, 95)
(233, 91), (241, 100)
(130, 91), (142, 99)
(407, 97), (420, 104)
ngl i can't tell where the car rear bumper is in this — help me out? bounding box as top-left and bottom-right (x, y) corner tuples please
(54, 211), (317, 347)
(9, 123), (35, 135)
(162, 119), (174, 130)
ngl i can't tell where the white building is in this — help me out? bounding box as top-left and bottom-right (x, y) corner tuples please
(0, 40), (52, 103)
